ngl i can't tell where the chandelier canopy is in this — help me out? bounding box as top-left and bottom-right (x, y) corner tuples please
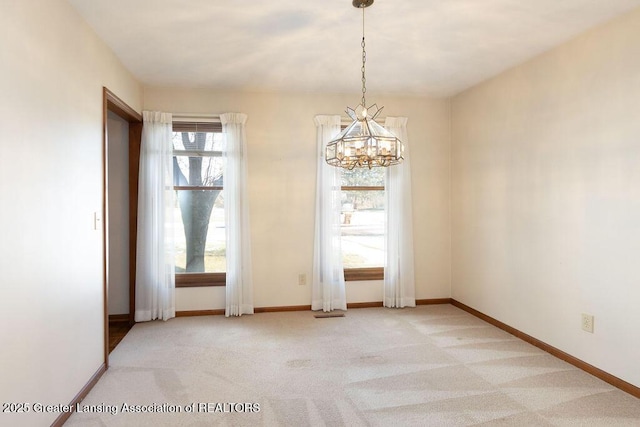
(325, 0), (404, 170)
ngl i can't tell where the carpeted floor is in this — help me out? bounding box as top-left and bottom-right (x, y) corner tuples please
(66, 305), (640, 426)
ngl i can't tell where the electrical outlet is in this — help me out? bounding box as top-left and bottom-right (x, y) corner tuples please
(298, 274), (307, 286)
(581, 313), (594, 333)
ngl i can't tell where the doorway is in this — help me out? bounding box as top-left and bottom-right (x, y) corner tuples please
(103, 88), (142, 366)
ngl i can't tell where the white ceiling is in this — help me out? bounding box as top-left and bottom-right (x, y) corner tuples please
(68, 0), (640, 97)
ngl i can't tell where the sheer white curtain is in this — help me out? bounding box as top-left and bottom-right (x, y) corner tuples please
(135, 111), (176, 321)
(312, 115), (347, 312)
(221, 113), (254, 317)
(384, 117), (416, 308)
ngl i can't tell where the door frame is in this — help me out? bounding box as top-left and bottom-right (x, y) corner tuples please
(102, 87), (142, 367)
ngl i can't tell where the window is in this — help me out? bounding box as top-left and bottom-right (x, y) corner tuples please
(172, 121), (226, 287)
(341, 167), (385, 281)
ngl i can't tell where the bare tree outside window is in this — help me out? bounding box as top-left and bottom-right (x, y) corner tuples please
(172, 128), (226, 277)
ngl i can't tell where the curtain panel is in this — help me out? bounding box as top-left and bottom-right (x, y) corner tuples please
(384, 117), (416, 308)
(221, 113), (254, 317)
(135, 111), (176, 321)
(312, 115), (347, 312)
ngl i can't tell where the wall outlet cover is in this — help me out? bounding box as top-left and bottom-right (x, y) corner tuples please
(581, 313), (594, 333)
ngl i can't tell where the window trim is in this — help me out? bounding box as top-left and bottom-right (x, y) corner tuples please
(344, 267), (383, 281)
(175, 272), (226, 287)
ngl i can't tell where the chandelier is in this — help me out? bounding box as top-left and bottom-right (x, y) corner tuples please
(326, 0), (404, 170)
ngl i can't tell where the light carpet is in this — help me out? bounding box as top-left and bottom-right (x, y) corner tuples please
(66, 305), (640, 426)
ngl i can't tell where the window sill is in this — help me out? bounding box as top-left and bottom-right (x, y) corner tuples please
(175, 272), (226, 288)
(344, 267), (383, 281)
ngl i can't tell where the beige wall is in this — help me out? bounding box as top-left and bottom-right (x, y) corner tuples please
(0, 0), (142, 425)
(452, 9), (640, 387)
(144, 88), (451, 311)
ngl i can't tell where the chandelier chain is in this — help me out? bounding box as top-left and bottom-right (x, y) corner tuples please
(324, 0), (404, 169)
(361, 5), (366, 107)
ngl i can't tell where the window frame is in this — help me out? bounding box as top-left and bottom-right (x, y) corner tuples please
(172, 120), (226, 288)
(340, 183), (385, 282)
(335, 119), (386, 282)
